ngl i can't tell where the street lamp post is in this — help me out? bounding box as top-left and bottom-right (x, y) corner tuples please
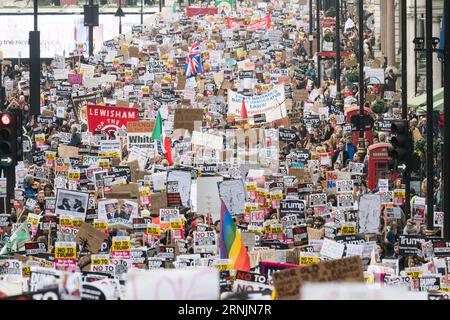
(444, 0), (450, 241)
(141, 0), (144, 25)
(357, 0), (365, 157)
(425, 0), (434, 234)
(316, 0), (321, 87)
(309, 0), (313, 58)
(29, 0), (40, 116)
(401, 0), (411, 217)
(89, 0), (94, 56)
(115, 1), (125, 35)
(335, 0), (341, 95)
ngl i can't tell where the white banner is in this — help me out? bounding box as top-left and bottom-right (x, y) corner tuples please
(227, 85), (287, 124)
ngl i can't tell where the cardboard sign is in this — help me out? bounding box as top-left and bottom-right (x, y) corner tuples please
(74, 222), (106, 254)
(151, 193), (168, 216)
(127, 121), (154, 133)
(272, 256), (364, 300)
(173, 109), (204, 133)
(58, 146), (79, 159)
(307, 227), (324, 240)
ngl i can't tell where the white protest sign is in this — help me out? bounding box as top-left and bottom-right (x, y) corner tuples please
(337, 194), (354, 209)
(309, 193), (327, 207)
(358, 194), (381, 234)
(193, 231), (217, 254)
(126, 268), (220, 300)
(320, 238), (345, 260)
(227, 85), (287, 124)
(336, 180), (354, 194)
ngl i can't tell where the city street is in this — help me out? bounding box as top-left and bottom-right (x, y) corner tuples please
(0, 0), (449, 302)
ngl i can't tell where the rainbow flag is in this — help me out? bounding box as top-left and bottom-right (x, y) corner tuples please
(219, 200), (250, 271)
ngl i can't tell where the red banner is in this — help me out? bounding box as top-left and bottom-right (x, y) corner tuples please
(226, 15), (271, 31)
(87, 105), (139, 137)
(186, 7), (218, 17)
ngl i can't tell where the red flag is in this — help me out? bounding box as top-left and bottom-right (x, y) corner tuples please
(241, 98), (248, 120)
(164, 136), (174, 165)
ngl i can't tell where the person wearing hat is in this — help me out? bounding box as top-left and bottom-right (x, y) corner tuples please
(23, 175), (38, 198)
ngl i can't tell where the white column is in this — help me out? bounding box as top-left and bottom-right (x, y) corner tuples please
(432, 15), (443, 90)
(406, 0), (417, 98)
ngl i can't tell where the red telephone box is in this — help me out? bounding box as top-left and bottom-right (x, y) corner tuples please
(345, 106), (374, 147)
(367, 143), (393, 190)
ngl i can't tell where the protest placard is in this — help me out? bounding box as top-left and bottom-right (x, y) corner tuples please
(272, 256), (364, 300)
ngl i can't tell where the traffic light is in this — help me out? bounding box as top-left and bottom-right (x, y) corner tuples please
(0, 112), (18, 168)
(389, 120), (410, 171)
(350, 114), (375, 131)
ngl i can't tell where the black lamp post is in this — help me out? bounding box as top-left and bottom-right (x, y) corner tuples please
(309, 0), (313, 58)
(401, 0), (411, 217)
(425, 0), (434, 234)
(316, 0), (322, 87)
(443, 0), (450, 240)
(335, 0), (341, 95)
(29, 0), (40, 116)
(115, 1), (125, 35)
(357, 0), (365, 157)
(89, 0), (94, 56)
(141, 0), (144, 25)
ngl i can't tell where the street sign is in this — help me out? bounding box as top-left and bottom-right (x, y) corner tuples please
(0, 156), (13, 167)
(397, 162), (407, 174)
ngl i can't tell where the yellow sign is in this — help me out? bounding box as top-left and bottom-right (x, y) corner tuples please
(93, 221), (108, 231)
(72, 218), (84, 228)
(46, 152), (57, 160)
(22, 266), (31, 278)
(404, 271), (423, 280)
(170, 218), (183, 230)
(212, 260), (232, 271)
(340, 225), (357, 234)
(55, 245), (76, 259)
(112, 240), (131, 252)
(270, 224), (283, 234)
(146, 224), (160, 236)
(244, 204), (258, 213)
(98, 151), (121, 159)
(260, 200), (271, 208)
(59, 216), (74, 227)
(91, 257), (110, 265)
(139, 187), (151, 196)
(246, 183), (257, 191)
(394, 189), (406, 198)
(247, 225), (263, 233)
(257, 189), (268, 198)
(270, 192), (283, 200)
(26, 215), (40, 227)
(141, 86), (150, 94)
(98, 159), (110, 168)
(68, 171), (80, 180)
(299, 256), (319, 265)
(35, 134), (45, 142)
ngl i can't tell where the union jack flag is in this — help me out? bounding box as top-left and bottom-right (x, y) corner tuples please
(184, 39), (203, 78)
